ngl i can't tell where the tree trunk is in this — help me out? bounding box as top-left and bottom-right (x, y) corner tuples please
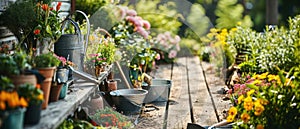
(266, 0), (278, 25)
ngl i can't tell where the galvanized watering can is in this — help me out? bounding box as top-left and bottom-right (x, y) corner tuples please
(54, 10), (90, 74)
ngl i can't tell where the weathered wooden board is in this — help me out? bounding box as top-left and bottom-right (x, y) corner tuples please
(167, 57), (191, 129)
(187, 57), (218, 126)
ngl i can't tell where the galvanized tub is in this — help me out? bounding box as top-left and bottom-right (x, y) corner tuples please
(110, 89), (148, 115)
(142, 79), (172, 103)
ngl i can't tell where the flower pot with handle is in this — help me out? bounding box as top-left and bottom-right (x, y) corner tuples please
(1, 108), (26, 129)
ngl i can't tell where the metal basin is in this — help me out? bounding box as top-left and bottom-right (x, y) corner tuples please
(110, 89), (148, 115)
(142, 79), (172, 103)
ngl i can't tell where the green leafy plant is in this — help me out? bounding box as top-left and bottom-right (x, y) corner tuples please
(0, 50), (32, 75)
(34, 52), (60, 68)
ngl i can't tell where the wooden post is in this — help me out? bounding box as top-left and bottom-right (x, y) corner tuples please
(266, 0), (278, 25)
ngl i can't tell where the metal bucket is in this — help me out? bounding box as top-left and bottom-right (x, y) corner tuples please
(142, 79), (172, 103)
(110, 89), (148, 115)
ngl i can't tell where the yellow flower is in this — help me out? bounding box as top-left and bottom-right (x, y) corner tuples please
(241, 112), (250, 123)
(238, 95), (244, 104)
(210, 28), (218, 33)
(228, 106), (238, 116)
(247, 89), (255, 96)
(226, 115), (235, 122)
(257, 72), (268, 80)
(230, 28), (238, 32)
(37, 93), (44, 100)
(254, 102), (265, 116)
(256, 124), (264, 129)
(244, 96), (253, 111)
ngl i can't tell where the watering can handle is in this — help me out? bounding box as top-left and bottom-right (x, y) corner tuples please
(61, 18), (82, 46)
(67, 10), (90, 57)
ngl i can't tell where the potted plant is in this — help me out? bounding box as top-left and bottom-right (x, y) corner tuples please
(34, 52), (60, 109)
(0, 76), (28, 129)
(0, 50), (37, 88)
(17, 83), (44, 125)
(88, 37), (116, 78)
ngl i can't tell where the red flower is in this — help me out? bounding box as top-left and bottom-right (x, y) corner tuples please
(56, 2), (62, 11)
(41, 4), (49, 11)
(34, 29), (40, 35)
(50, 7), (53, 11)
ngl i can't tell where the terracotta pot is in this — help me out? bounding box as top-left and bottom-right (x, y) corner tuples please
(108, 80), (117, 91)
(95, 65), (104, 78)
(38, 67), (56, 109)
(9, 74), (37, 88)
(49, 83), (63, 102)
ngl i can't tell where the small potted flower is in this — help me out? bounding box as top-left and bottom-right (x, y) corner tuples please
(33, 52), (60, 109)
(0, 76), (28, 129)
(17, 83), (44, 125)
(33, 1), (63, 55)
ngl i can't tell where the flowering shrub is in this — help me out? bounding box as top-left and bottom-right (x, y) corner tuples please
(150, 31), (181, 62)
(109, 5), (151, 44)
(90, 107), (133, 128)
(227, 71), (300, 129)
(33, 1), (62, 42)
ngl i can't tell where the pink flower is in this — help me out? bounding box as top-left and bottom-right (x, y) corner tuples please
(168, 50), (177, 58)
(175, 35), (181, 43)
(133, 18), (143, 27)
(126, 16), (135, 23)
(155, 54), (161, 60)
(126, 9), (137, 16)
(227, 89), (233, 94)
(143, 20), (151, 30)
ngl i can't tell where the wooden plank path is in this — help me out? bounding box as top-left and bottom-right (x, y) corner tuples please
(136, 56), (230, 129)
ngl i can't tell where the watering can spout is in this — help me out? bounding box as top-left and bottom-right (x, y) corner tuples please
(68, 66), (101, 84)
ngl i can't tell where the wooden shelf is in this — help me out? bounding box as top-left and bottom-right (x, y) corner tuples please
(25, 67), (111, 129)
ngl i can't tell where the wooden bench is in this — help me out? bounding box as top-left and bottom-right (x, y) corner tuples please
(135, 56), (231, 129)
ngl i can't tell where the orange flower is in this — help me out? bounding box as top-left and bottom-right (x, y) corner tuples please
(241, 112), (250, 123)
(256, 124), (264, 129)
(19, 97), (28, 107)
(244, 96), (253, 111)
(56, 2), (62, 11)
(41, 4), (49, 11)
(254, 102), (265, 116)
(36, 84), (41, 89)
(0, 101), (6, 110)
(34, 29), (40, 35)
